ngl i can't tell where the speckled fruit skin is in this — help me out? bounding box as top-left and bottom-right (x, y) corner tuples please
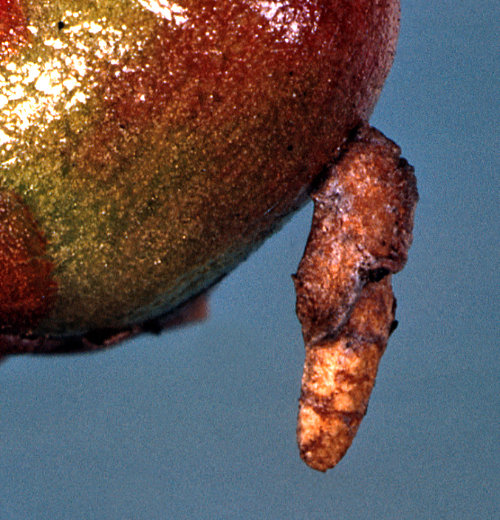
(0, 0), (399, 339)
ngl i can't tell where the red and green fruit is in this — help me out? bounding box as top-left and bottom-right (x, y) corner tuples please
(0, 0), (400, 341)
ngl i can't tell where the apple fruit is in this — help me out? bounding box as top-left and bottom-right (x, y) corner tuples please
(0, 0), (400, 345)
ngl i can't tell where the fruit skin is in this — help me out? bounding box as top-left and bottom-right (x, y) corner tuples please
(0, 190), (57, 333)
(0, 0), (400, 339)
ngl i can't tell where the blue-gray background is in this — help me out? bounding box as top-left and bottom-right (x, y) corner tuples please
(1, 1), (498, 518)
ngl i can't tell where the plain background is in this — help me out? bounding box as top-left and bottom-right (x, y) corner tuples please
(1, 1), (499, 518)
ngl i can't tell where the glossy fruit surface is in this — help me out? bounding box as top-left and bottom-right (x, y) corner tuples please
(0, 0), (399, 337)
